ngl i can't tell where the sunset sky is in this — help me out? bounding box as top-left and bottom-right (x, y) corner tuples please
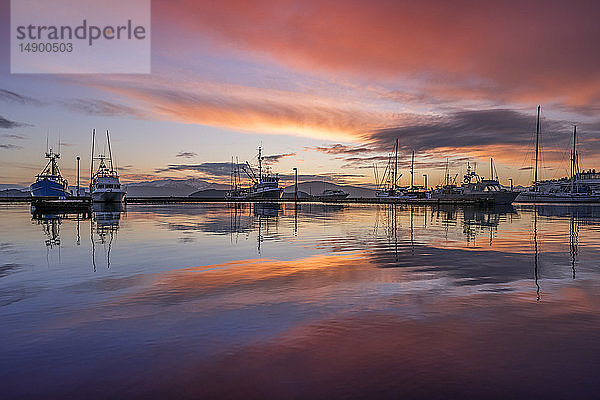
(2, 0), (600, 188)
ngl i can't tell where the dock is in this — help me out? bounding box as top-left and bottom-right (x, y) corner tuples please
(123, 197), (494, 206)
(30, 197), (92, 213)
(1, 196), (495, 207)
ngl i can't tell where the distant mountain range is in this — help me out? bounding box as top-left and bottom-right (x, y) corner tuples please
(283, 181), (377, 198)
(125, 178), (229, 197)
(190, 181), (376, 199)
(0, 179), (377, 198)
(0, 188), (30, 197)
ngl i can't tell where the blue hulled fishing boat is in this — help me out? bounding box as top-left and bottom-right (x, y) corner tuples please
(30, 149), (71, 197)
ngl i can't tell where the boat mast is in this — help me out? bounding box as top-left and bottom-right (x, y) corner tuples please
(410, 150), (415, 189)
(445, 158), (449, 186)
(90, 129), (95, 187)
(534, 105), (540, 191)
(394, 138), (398, 189)
(106, 130), (114, 173)
(571, 125), (577, 193)
(258, 146), (262, 182)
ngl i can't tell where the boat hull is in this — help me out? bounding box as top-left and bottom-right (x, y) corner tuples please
(246, 188), (282, 200)
(91, 190), (126, 203)
(30, 179), (70, 197)
(515, 192), (600, 203)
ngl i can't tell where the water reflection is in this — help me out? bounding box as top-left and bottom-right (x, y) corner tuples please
(91, 203), (123, 271)
(5, 202), (600, 398)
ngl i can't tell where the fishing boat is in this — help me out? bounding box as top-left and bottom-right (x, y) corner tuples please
(89, 130), (126, 203)
(431, 160), (519, 205)
(227, 147), (282, 200)
(516, 106), (600, 203)
(30, 147), (71, 197)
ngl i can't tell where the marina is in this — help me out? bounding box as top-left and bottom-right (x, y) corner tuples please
(4, 2), (600, 397)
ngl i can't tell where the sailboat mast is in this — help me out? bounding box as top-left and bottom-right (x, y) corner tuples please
(571, 125), (577, 193)
(90, 129), (95, 187)
(394, 138), (398, 189)
(445, 158), (449, 186)
(534, 105), (540, 191)
(106, 130), (114, 173)
(410, 150), (415, 189)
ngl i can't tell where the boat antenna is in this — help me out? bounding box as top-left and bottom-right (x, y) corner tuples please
(106, 130), (114, 173)
(534, 105), (540, 191)
(90, 129), (95, 188)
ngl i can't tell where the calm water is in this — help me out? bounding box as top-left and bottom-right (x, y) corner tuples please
(2, 202), (600, 399)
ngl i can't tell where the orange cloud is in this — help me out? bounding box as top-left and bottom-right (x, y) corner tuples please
(154, 0), (600, 108)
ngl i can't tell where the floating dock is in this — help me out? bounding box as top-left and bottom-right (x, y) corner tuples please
(1, 196), (496, 206)
(30, 197), (92, 213)
(122, 196), (494, 206)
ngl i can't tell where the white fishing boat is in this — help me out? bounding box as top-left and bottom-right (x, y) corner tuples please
(431, 161), (519, 205)
(226, 147), (282, 200)
(89, 130), (126, 203)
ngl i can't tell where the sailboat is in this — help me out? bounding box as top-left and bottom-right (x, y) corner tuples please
(375, 139), (418, 199)
(516, 106), (600, 203)
(89, 129), (126, 203)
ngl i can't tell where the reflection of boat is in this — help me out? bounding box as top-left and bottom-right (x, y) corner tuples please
(30, 148), (71, 197)
(90, 130), (126, 203)
(91, 202), (122, 271)
(227, 147), (282, 200)
(31, 211), (91, 249)
(431, 161), (518, 205)
(516, 107), (600, 203)
(92, 202), (123, 226)
(253, 202), (281, 217)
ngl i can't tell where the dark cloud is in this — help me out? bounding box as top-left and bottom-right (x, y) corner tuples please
(262, 152), (296, 165)
(176, 151), (197, 158)
(0, 133), (27, 140)
(0, 144), (23, 150)
(0, 89), (42, 106)
(62, 99), (145, 118)
(155, 162), (363, 184)
(310, 144), (375, 155)
(0, 116), (26, 129)
(367, 109), (577, 152)
(155, 162), (240, 177)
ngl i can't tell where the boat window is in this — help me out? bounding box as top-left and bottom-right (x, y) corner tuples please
(97, 184), (104, 188)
